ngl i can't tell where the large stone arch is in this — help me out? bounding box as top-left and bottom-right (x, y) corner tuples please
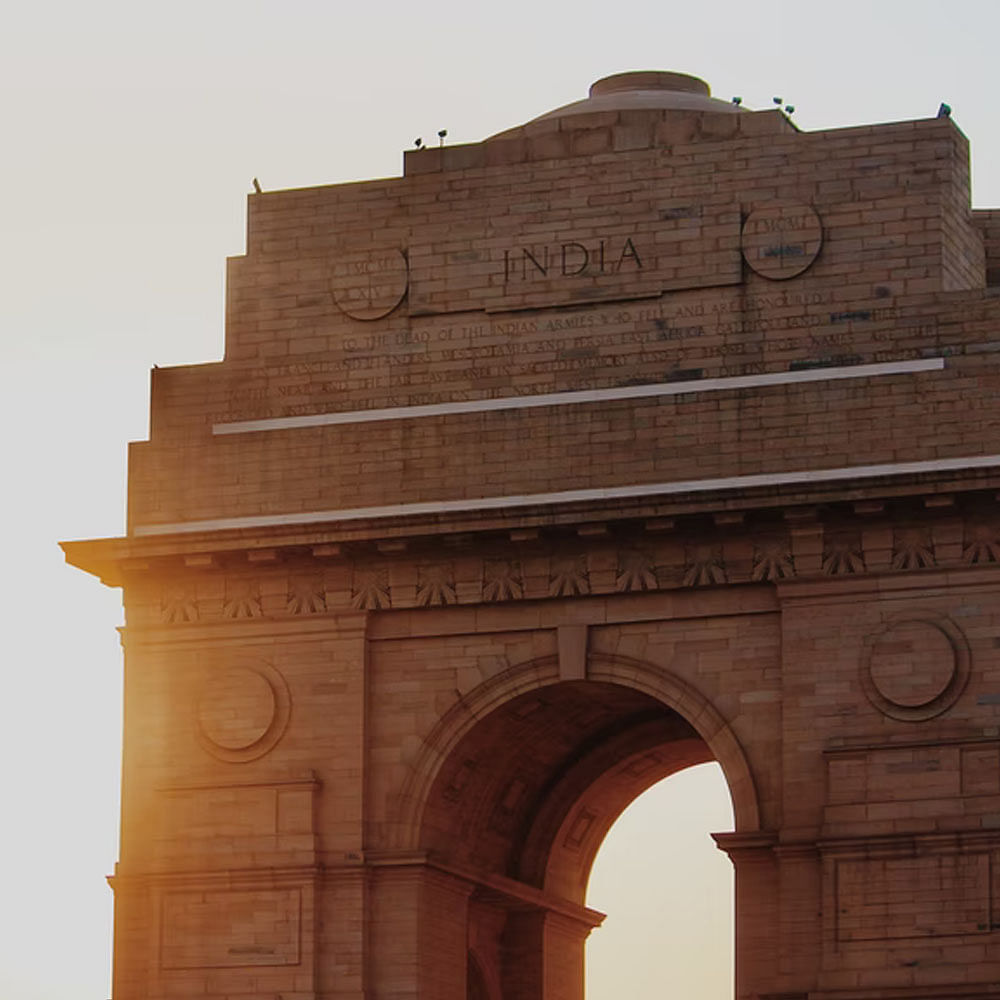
(394, 651), (760, 863)
(382, 650), (759, 1000)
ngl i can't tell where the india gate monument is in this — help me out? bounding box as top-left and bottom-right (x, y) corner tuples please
(64, 70), (1000, 1000)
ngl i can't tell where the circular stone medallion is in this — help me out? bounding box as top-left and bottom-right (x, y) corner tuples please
(741, 203), (822, 280)
(198, 667), (275, 749)
(869, 621), (954, 708)
(861, 614), (970, 722)
(331, 247), (408, 320)
(195, 661), (291, 762)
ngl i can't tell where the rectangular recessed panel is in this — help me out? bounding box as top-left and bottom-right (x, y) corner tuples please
(828, 742), (1000, 812)
(870, 746), (958, 804)
(160, 888), (301, 969)
(213, 348), (945, 437)
(836, 854), (989, 942)
(134, 448), (997, 538)
(827, 745), (963, 806)
(961, 746), (1000, 796)
(161, 786), (277, 840)
(408, 204), (742, 315)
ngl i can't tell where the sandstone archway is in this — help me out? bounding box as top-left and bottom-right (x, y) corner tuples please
(65, 64), (1000, 1000)
(391, 655), (758, 1000)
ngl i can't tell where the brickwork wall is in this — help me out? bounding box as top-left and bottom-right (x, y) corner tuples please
(940, 128), (985, 290)
(777, 574), (1000, 995)
(104, 519), (1000, 999)
(129, 356), (1000, 528)
(124, 113), (999, 532)
(974, 208), (1000, 286)
(65, 75), (1000, 1000)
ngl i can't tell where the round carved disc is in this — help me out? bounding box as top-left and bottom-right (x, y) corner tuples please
(197, 667), (276, 750)
(868, 621), (955, 708)
(331, 247), (408, 320)
(741, 203), (822, 279)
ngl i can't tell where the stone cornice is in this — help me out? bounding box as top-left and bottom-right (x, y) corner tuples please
(62, 467), (1000, 589)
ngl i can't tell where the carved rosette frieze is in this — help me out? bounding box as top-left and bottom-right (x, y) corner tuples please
(161, 582), (199, 624)
(483, 560), (524, 602)
(751, 539), (795, 582)
(822, 546), (865, 575)
(223, 579), (262, 619)
(822, 528), (865, 576)
(135, 498), (1000, 626)
(615, 550), (658, 592)
(549, 556), (590, 597)
(682, 543), (726, 587)
(351, 567), (391, 610)
(287, 574), (326, 614)
(891, 526), (935, 571)
(963, 521), (1000, 565)
(416, 564), (457, 607)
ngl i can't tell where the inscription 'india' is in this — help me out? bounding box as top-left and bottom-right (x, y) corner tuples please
(503, 236), (642, 283)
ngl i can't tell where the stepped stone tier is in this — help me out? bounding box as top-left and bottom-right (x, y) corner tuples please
(64, 70), (1000, 1000)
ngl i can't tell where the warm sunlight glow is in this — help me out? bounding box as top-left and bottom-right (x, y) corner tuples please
(586, 763), (735, 1000)
(6, 5), (998, 997)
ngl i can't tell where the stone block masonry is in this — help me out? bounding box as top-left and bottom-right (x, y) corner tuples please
(65, 70), (1000, 1000)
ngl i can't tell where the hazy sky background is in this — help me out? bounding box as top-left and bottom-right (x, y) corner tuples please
(2, 2), (998, 997)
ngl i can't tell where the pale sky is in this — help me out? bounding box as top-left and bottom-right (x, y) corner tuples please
(2, 2), (998, 997)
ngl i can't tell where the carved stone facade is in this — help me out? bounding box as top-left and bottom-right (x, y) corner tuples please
(64, 71), (1000, 1000)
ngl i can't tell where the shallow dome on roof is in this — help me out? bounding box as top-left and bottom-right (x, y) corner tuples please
(531, 70), (743, 123)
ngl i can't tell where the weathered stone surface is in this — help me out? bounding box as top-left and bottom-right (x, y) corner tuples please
(64, 70), (1000, 1000)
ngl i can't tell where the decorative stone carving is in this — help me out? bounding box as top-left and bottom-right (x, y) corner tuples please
(740, 202), (823, 280)
(891, 526), (935, 570)
(615, 550), (658, 592)
(822, 529), (865, 576)
(351, 567), (391, 611)
(483, 560), (524, 602)
(442, 758), (477, 803)
(330, 247), (408, 320)
(488, 777), (528, 834)
(751, 539), (794, 582)
(161, 582), (199, 624)
(563, 807), (598, 850)
(860, 612), (971, 722)
(223, 579), (262, 619)
(416, 564), (457, 607)
(963, 521), (1000, 564)
(548, 556), (590, 597)
(682, 543), (726, 587)
(287, 575), (326, 614)
(194, 660), (291, 762)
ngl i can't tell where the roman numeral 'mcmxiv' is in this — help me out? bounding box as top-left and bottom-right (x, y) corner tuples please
(503, 237), (642, 282)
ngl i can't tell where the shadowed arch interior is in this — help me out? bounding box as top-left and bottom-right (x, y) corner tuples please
(393, 655), (759, 1000)
(420, 680), (721, 904)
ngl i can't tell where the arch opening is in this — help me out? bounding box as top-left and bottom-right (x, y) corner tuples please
(585, 762), (735, 1000)
(408, 666), (751, 1000)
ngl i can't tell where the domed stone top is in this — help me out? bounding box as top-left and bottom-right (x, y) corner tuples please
(589, 70), (709, 98)
(531, 70), (743, 123)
